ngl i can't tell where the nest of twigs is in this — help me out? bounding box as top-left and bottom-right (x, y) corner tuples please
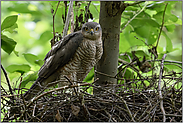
(1, 70), (182, 122)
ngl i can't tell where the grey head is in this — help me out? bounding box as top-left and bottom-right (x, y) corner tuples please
(81, 22), (102, 40)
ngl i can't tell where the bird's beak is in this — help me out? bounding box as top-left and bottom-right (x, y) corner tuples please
(90, 29), (94, 35)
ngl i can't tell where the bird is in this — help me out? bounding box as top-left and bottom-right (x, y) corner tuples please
(23, 22), (103, 100)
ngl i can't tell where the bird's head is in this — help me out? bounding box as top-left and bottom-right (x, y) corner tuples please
(81, 22), (102, 40)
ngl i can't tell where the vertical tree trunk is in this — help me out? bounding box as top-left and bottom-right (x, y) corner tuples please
(94, 1), (125, 94)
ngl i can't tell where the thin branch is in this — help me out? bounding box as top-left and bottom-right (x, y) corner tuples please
(33, 83), (90, 105)
(84, 1), (91, 22)
(63, 1), (73, 37)
(134, 36), (158, 58)
(70, 4), (74, 33)
(147, 59), (182, 65)
(1, 65), (13, 96)
(155, 3), (168, 48)
(151, 3), (168, 74)
(95, 70), (117, 79)
(64, 75), (78, 96)
(121, 1), (148, 31)
(51, 1), (61, 47)
(116, 58), (139, 77)
(125, 1), (145, 7)
(158, 54), (167, 122)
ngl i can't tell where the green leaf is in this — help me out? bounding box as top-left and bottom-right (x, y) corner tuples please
(21, 71), (38, 88)
(4, 23), (18, 34)
(146, 1), (165, 12)
(39, 31), (52, 44)
(35, 60), (44, 66)
(134, 24), (158, 45)
(23, 53), (43, 66)
(165, 24), (175, 32)
(6, 64), (31, 74)
(123, 68), (133, 79)
(84, 67), (94, 82)
(1, 34), (17, 55)
(162, 31), (173, 53)
(134, 49), (150, 58)
(167, 14), (178, 22)
(1, 15), (18, 31)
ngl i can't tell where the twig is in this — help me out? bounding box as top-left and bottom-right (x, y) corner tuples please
(32, 83), (90, 105)
(32, 104), (36, 117)
(63, 1), (73, 37)
(134, 36), (158, 58)
(84, 1), (91, 22)
(121, 1), (148, 31)
(95, 70), (117, 79)
(152, 3), (168, 76)
(158, 54), (167, 122)
(1, 65), (14, 98)
(1, 85), (8, 95)
(51, 1), (61, 47)
(155, 3), (168, 48)
(125, 1), (145, 6)
(64, 75), (78, 96)
(118, 58), (139, 72)
(70, 4), (74, 33)
(18, 76), (23, 94)
(157, 113), (182, 117)
(147, 59), (182, 65)
(116, 58), (138, 77)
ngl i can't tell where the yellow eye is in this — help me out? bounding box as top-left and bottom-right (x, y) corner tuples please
(95, 27), (99, 31)
(85, 27), (88, 31)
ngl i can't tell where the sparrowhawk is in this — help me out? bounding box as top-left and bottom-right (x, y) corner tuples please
(23, 22), (103, 100)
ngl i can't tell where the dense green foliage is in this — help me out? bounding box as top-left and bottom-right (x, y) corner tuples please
(1, 1), (182, 91)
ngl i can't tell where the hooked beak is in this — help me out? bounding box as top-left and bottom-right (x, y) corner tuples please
(90, 29), (94, 35)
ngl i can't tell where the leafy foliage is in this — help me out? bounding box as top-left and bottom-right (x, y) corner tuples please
(1, 15), (18, 54)
(6, 64), (31, 74)
(1, 34), (17, 55)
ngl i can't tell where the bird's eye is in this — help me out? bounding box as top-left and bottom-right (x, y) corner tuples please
(84, 27), (88, 31)
(95, 27), (99, 31)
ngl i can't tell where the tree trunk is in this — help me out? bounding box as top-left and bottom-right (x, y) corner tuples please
(94, 1), (126, 94)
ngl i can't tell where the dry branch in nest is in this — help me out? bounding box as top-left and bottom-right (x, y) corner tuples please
(1, 64), (182, 122)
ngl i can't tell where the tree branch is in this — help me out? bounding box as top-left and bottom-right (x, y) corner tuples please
(125, 1), (145, 7)
(84, 1), (91, 22)
(158, 54), (167, 122)
(121, 1), (148, 31)
(51, 1), (61, 47)
(63, 1), (73, 37)
(70, 4), (74, 33)
(155, 3), (168, 48)
(134, 36), (158, 59)
(1, 65), (13, 96)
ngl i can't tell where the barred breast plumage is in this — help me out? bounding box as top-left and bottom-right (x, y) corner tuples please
(59, 37), (103, 85)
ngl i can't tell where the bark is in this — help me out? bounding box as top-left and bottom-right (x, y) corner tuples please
(94, 1), (126, 94)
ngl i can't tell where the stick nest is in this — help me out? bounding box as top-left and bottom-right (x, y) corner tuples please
(1, 70), (182, 122)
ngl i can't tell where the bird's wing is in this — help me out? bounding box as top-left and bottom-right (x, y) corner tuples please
(38, 31), (83, 80)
